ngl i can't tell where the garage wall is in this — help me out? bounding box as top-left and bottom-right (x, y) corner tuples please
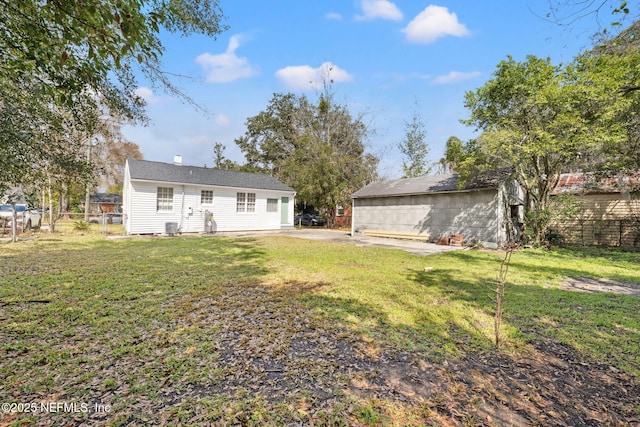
(353, 189), (502, 244)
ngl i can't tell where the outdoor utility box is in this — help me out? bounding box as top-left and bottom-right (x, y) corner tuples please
(165, 222), (178, 236)
(204, 210), (214, 233)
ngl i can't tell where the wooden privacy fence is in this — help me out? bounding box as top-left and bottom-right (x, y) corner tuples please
(554, 218), (640, 248)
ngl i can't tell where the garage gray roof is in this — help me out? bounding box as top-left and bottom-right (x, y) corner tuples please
(352, 170), (510, 199)
(127, 159), (294, 192)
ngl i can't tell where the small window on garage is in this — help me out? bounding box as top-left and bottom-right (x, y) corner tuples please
(510, 205), (522, 219)
(267, 198), (278, 212)
(201, 190), (213, 204)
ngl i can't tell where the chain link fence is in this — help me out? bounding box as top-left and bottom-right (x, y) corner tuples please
(1, 212), (124, 237)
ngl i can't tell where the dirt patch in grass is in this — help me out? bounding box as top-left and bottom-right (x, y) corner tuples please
(163, 282), (640, 426)
(559, 277), (640, 296)
(2, 278), (639, 426)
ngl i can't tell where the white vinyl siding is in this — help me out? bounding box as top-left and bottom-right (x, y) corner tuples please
(123, 178), (295, 234)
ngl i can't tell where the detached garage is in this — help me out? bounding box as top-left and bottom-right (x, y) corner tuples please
(123, 158), (296, 235)
(351, 172), (522, 247)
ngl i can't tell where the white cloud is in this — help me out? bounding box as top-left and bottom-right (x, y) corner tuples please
(275, 62), (353, 91)
(214, 113), (231, 127)
(326, 11), (343, 20)
(134, 86), (163, 105)
(402, 5), (470, 44)
(195, 35), (259, 83)
(432, 70), (481, 85)
(356, 0), (402, 21)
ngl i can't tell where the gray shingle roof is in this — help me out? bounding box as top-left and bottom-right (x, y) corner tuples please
(127, 159), (294, 192)
(352, 170), (510, 199)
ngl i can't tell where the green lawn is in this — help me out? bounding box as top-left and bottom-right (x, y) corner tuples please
(1, 235), (639, 426)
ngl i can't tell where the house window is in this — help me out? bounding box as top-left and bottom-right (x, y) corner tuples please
(337, 205), (344, 216)
(157, 187), (173, 212)
(267, 198), (278, 212)
(201, 190), (213, 204)
(247, 193), (256, 212)
(237, 192), (256, 213)
(237, 192), (246, 212)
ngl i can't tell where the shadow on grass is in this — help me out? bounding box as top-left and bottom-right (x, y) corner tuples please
(2, 237), (639, 426)
(280, 273), (640, 426)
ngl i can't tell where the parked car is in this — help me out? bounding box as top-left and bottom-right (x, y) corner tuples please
(0, 203), (42, 231)
(294, 213), (326, 227)
(88, 213), (123, 224)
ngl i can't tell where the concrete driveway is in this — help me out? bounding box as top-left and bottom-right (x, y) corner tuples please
(224, 228), (464, 256)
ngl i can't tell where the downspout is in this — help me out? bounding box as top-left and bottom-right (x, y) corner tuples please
(351, 198), (356, 236)
(178, 185), (185, 232)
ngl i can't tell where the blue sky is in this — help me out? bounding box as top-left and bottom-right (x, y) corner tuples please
(122, 0), (618, 179)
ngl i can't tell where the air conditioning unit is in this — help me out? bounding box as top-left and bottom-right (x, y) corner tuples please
(165, 222), (178, 236)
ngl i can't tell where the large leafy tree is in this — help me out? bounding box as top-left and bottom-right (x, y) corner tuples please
(0, 0), (227, 193)
(462, 55), (622, 245)
(235, 92), (379, 224)
(583, 21), (640, 177)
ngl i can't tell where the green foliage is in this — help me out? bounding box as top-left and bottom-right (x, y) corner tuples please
(398, 108), (431, 178)
(213, 142), (241, 170)
(462, 54), (628, 245)
(0, 0), (227, 190)
(581, 25), (640, 177)
(235, 92), (379, 223)
(72, 220), (90, 231)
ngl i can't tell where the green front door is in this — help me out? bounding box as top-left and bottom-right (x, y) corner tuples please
(281, 197), (289, 224)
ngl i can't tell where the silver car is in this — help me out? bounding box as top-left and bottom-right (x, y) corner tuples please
(0, 204), (42, 232)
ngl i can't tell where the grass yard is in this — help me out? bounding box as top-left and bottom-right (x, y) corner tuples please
(1, 234), (639, 426)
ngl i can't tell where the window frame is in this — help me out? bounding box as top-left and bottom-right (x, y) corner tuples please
(201, 190), (214, 205)
(236, 192), (246, 213)
(236, 192), (257, 213)
(246, 192), (256, 213)
(266, 198), (278, 213)
(156, 187), (174, 212)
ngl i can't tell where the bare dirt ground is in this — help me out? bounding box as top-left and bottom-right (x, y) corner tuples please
(2, 280), (639, 426)
(165, 283), (640, 425)
(559, 277), (640, 296)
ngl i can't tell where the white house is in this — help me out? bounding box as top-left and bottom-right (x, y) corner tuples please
(351, 171), (523, 247)
(123, 157), (296, 235)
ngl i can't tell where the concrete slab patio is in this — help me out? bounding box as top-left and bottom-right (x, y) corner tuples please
(221, 228), (465, 256)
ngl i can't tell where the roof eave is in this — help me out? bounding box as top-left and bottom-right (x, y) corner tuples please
(128, 177), (294, 193)
(352, 186), (498, 199)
